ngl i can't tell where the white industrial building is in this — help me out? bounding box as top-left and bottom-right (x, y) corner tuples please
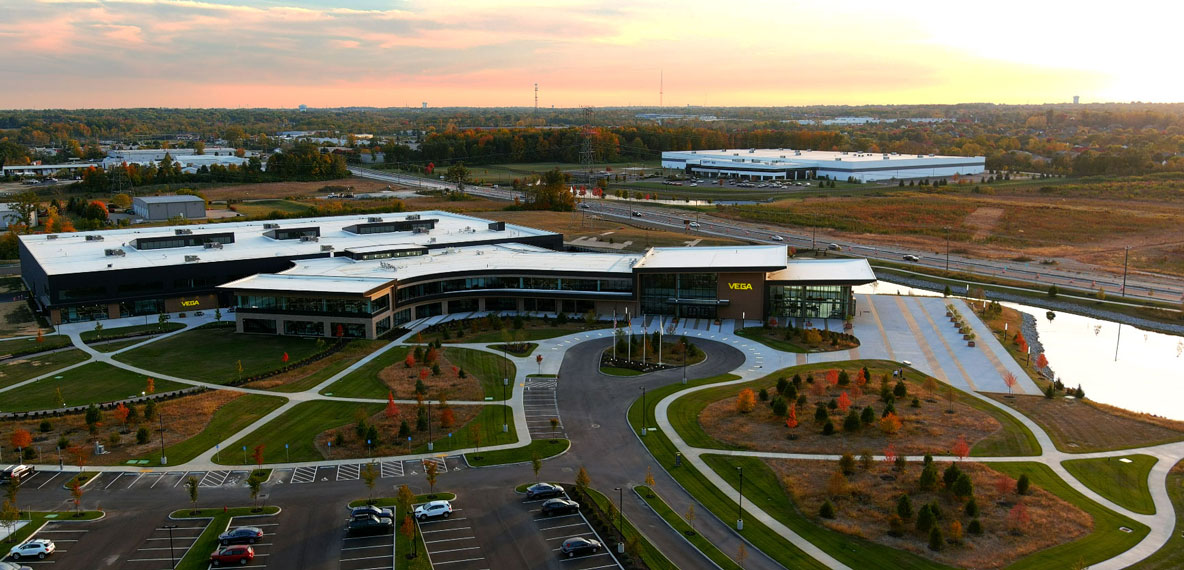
(661, 148), (985, 182)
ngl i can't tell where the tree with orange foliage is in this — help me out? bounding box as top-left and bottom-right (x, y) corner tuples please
(146, 378), (155, 394)
(786, 406), (798, 429)
(1007, 501), (1031, 534)
(419, 368), (430, 381)
(425, 348), (438, 365)
(1002, 372), (1018, 395)
(825, 369), (840, 387)
(1035, 353), (1049, 369)
(735, 389), (756, 413)
(252, 445), (265, 468)
(879, 412), (902, 435)
(951, 435), (970, 460)
(837, 392), (852, 413)
(440, 408), (455, 429)
(404, 353), (416, 368)
(113, 402), (130, 425)
(1015, 331), (1028, 354)
(11, 429), (32, 452)
(883, 443), (897, 464)
(995, 474), (1014, 495)
(36, 329), (43, 343)
(855, 368), (866, 387)
(385, 392), (399, 419)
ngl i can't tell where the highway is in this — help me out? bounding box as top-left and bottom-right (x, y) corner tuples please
(350, 167), (1184, 307)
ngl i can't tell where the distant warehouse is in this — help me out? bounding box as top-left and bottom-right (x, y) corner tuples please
(661, 148), (985, 182)
(133, 195), (206, 221)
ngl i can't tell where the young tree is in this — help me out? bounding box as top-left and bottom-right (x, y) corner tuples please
(385, 392), (399, 419)
(1016, 473), (1031, 495)
(439, 408), (455, 429)
(825, 369), (839, 387)
(10, 429), (31, 456)
(549, 418), (560, 441)
(684, 504), (696, 535)
(1, 500), (18, 540)
(469, 423), (482, 455)
(575, 465), (591, 491)
(1002, 372), (1018, 395)
(144, 398), (156, 421)
(883, 443), (897, 465)
(247, 472), (263, 510)
(146, 377), (155, 394)
(827, 470), (848, 497)
(252, 445), (265, 468)
(785, 406), (799, 429)
(951, 435), (970, 460)
(819, 499), (836, 519)
(85, 404), (102, 435)
(995, 474), (1014, 496)
(113, 402), (130, 425)
(396, 484), (415, 517)
(361, 462), (379, 503)
(735, 388), (756, 413)
(69, 479), (84, 515)
(837, 391), (852, 412)
(400, 515), (418, 558)
(915, 504), (935, 532)
(942, 463), (962, 489)
(1035, 353), (1049, 370)
(425, 460), (438, 495)
(919, 464), (939, 492)
(1008, 501), (1031, 534)
(644, 466), (655, 489)
(879, 412), (902, 435)
(185, 475), (199, 514)
(928, 526), (944, 551)
(953, 473), (974, 500)
(896, 494), (913, 521)
(531, 452), (543, 482)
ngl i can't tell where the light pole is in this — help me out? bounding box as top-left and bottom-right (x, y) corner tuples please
(1121, 246), (1129, 297)
(640, 386), (647, 436)
(944, 226), (951, 273)
(164, 524), (178, 568)
(681, 340), (687, 385)
(502, 377), (509, 433)
(614, 486), (624, 554)
(427, 400), (434, 452)
(736, 466), (744, 530)
(158, 409), (167, 465)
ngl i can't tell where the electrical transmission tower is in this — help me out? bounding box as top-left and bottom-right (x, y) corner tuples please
(534, 83), (538, 114)
(579, 107), (596, 183)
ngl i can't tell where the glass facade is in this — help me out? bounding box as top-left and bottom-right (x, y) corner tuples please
(236, 294), (388, 316)
(283, 320), (323, 336)
(639, 273), (718, 316)
(376, 316), (392, 336)
(766, 284), (853, 320)
(243, 318), (277, 333)
(329, 322), (367, 338)
(415, 302), (442, 319)
(119, 299), (165, 318)
(395, 276), (631, 304)
(61, 303), (109, 323)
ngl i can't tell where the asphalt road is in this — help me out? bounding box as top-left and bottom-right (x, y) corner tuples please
(10, 337), (765, 570)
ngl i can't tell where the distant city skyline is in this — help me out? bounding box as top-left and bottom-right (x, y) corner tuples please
(0, 0), (1179, 109)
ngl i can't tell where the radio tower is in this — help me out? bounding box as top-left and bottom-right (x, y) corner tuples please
(534, 83), (538, 114)
(580, 107), (596, 183)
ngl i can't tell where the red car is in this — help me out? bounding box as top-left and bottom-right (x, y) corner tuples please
(210, 545), (254, 566)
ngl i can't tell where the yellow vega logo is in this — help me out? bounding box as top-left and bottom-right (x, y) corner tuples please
(727, 283), (753, 291)
(180, 299), (200, 307)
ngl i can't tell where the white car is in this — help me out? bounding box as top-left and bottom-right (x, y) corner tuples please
(8, 539), (54, 561)
(689, 222), (701, 228)
(770, 235), (784, 241)
(413, 500), (453, 521)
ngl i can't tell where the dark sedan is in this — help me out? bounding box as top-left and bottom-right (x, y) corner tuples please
(560, 537), (602, 558)
(540, 498), (580, 516)
(346, 515), (393, 537)
(526, 482), (564, 500)
(217, 526), (263, 546)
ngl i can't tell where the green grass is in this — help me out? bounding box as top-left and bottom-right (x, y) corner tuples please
(600, 366), (644, 376)
(63, 472), (99, 489)
(965, 396), (1042, 457)
(438, 325), (603, 344)
(487, 342), (538, 357)
(465, 438), (569, 467)
(734, 328), (807, 353)
(445, 347), (515, 400)
(703, 454), (950, 569)
(990, 462), (1149, 570)
(91, 338), (150, 353)
(348, 492), (456, 509)
(170, 506), (280, 570)
(3, 362), (183, 412)
(115, 326), (326, 384)
(135, 393), (288, 465)
(1062, 455), (1157, 515)
(1128, 460), (1184, 569)
(220, 400), (382, 464)
(0, 335), (72, 355)
(320, 345), (410, 398)
(581, 486), (676, 570)
(267, 339), (391, 393)
(0, 511), (104, 547)
(412, 406), (517, 454)
(626, 373), (837, 570)
(234, 199), (315, 217)
(634, 485), (741, 570)
(80, 322), (185, 342)
(0, 348), (89, 390)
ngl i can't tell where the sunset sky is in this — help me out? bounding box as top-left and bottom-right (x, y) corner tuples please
(1, 0), (1179, 109)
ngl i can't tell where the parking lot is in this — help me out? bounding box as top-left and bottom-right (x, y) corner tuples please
(275, 456), (463, 487)
(524, 494), (621, 570)
(416, 501), (488, 570)
(223, 514), (280, 569)
(123, 517), (208, 570)
(523, 376), (566, 440)
(3, 519), (95, 567)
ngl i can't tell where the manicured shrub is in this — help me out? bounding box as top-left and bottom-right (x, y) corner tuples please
(968, 518), (984, 535)
(136, 427), (150, 444)
(928, 526), (944, 551)
(838, 453), (856, 475)
(1017, 474), (1031, 495)
(822, 421), (835, 436)
(819, 500), (835, 519)
(896, 494), (913, 520)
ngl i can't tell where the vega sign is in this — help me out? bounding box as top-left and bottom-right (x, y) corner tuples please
(727, 283), (754, 291)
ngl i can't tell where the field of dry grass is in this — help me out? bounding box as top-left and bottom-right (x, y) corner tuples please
(769, 458), (1091, 569)
(987, 394), (1184, 453)
(699, 367), (1001, 456)
(377, 349), (483, 401)
(316, 403), (481, 458)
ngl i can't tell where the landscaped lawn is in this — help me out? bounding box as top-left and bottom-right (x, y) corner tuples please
(990, 462), (1149, 570)
(220, 400), (381, 464)
(987, 394), (1184, 453)
(1128, 460), (1184, 570)
(250, 339), (391, 393)
(578, 486), (676, 570)
(3, 362), (183, 412)
(80, 322), (185, 342)
(464, 438), (568, 467)
(0, 334), (72, 355)
(1062, 454), (1157, 515)
(134, 393), (287, 465)
(634, 485), (741, 570)
(445, 347), (515, 400)
(412, 406), (516, 454)
(320, 344), (410, 398)
(600, 365), (643, 376)
(91, 338), (151, 353)
(0, 511), (104, 547)
(0, 348), (89, 390)
(115, 326), (326, 384)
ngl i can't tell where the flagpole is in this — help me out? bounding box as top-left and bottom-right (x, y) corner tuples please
(658, 317), (663, 366)
(612, 309), (617, 360)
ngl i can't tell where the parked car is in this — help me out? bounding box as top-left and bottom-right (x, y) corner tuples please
(1, 464), (34, 484)
(346, 515), (393, 536)
(0, 560), (33, 570)
(688, 222), (701, 228)
(526, 482), (565, 500)
(7, 539), (54, 561)
(218, 526), (263, 546)
(770, 235), (784, 241)
(540, 498), (580, 516)
(560, 537), (602, 558)
(903, 254), (920, 262)
(210, 545), (254, 567)
(631, 211), (642, 217)
(827, 243), (841, 251)
(413, 500), (453, 521)
(350, 505), (394, 522)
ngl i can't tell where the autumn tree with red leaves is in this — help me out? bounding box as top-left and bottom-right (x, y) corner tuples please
(951, 435), (970, 460)
(1002, 372), (1018, 395)
(786, 406), (798, 429)
(113, 402), (130, 425)
(1035, 353), (1049, 369)
(440, 408), (455, 429)
(735, 389), (756, 413)
(404, 353), (416, 368)
(253, 445), (265, 468)
(825, 369), (840, 387)
(146, 378), (155, 394)
(837, 392), (852, 413)
(11, 429), (32, 451)
(883, 444), (897, 464)
(385, 392), (399, 419)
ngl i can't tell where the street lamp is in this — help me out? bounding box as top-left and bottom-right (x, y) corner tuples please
(427, 400), (434, 452)
(640, 386), (647, 436)
(736, 466), (744, 530)
(502, 377), (509, 433)
(158, 409), (167, 465)
(164, 524), (178, 568)
(944, 226), (951, 273)
(614, 486), (624, 554)
(682, 340), (688, 385)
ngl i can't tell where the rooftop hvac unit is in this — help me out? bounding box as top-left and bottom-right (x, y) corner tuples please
(476, 250), (485, 255)
(104, 248), (125, 257)
(203, 242), (223, 249)
(46, 235), (58, 240)
(263, 223), (279, 229)
(883, 155), (890, 159)
(85, 235), (104, 241)
(320, 245), (334, 252)
(406, 214), (420, 220)
(175, 229), (193, 235)
(835, 158), (842, 161)
(367, 216), (384, 223)
(413, 227), (429, 234)
(428, 237), (437, 243)
(300, 235), (319, 242)
(184, 255), (200, 262)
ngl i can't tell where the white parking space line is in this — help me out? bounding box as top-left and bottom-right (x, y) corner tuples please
(290, 466), (317, 484)
(380, 461), (403, 478)
(104, 473), (128, 489)
(337, 463), (361, 481)
(173, 471), (197, 487)
(35, 472), (60, 489)
(199, 470), (231, 487)
(537, 522), (587, 532)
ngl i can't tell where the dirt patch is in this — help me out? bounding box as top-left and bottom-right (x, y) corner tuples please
(768, 458), (1091, 569)
(377, 348), (481, 401)
(316, 404), (480, 459)
(962, 207), (1004, 241)
(1, 390), (241, 466)
(0, 301), (42, 338)
(197, 177), (399, 201)
(988, 394), (1184, 452)
(700, 367), (1001, 456)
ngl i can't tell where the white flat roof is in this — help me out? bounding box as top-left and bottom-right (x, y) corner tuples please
(221, 273), (393, 295)
(20, 210), (555, 276)
(134, 195), (205, 204)
(636, 245), (787, 271)
(663, 148), (983, 167)
(766, 259), (876, 283)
